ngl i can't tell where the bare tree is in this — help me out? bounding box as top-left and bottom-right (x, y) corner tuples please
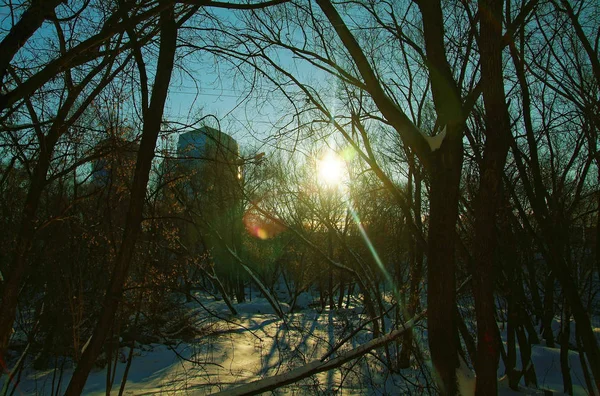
(0, 21), (135, 358)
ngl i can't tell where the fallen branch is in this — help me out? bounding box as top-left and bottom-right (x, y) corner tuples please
(210, 311), (426, 396)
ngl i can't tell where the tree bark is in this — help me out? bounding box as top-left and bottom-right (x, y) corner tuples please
(471, 0), (512, 393)
(426, 139), (462, 395)
(417, 0), (465, 391)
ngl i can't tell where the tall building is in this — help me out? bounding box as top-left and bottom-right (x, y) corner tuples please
(174, 126), (245, 301)
(177, 126), (239, 168)
(175, 126), (241, 206)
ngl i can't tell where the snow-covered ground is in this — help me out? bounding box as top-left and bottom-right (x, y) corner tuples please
(1, 291), (597, 395)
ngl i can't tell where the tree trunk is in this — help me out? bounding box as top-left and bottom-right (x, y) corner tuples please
(524, 258), (543, 338)
(456, 307), (477, 366)
(575, 324), (596, 396)
(337, 271), (345, 309)
(542, 272), (556, 347)
(516, 321), (537, 387)
(417, 0), (465, 390)
(506, 294), (520, 390)
(65, 5), (177, 394)
(400, 156), (423, 368)
(206, 267), (238, 316)
(515, 269), (538, 387)
(596, 170), (600, 279)
(560, 300), (573, 395)
(0, 0), (64, 85)
(313, 0), (464, 391)
(426, 142), (462, 395)
(472, 0), (512, 393)
(328, 228), (335, 310)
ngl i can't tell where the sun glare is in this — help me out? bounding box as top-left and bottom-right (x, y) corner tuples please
(317, 151), (346, 187)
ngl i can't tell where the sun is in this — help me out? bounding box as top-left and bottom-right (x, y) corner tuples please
(317, 151), (346, 187)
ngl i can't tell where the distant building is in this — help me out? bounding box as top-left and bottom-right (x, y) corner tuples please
(173, 126), (245, 302)
(177, 126), (239, 168)
(175, 126), (241, 205)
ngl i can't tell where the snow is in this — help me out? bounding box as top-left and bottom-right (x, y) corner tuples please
(233, 300), (290, 315)
(1, 292), (597, 395)
(2, 295), (379, 395)
(497, 342), (594, 395)
(457, 356), (476, 396)
(494, 315), (599, 396)
(422, 126), (447, 152)
(293, 291), (314, 310)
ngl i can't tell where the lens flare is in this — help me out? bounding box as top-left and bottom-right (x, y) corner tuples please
(243, 210), (284, 240)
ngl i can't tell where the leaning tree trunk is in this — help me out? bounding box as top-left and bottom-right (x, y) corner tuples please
(65, 5), (177, 394)
(0, 0), (64, 87)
